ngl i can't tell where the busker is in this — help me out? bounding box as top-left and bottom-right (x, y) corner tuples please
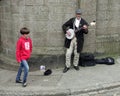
(62, 9), (89, 73)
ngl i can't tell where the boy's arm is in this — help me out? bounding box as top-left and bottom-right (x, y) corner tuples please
(16, 39), (21, 63)
(30, 39), (32, 53)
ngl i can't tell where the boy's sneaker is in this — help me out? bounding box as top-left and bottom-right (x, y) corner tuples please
(22, 82), (27, 87)
(16, 79), (22, 83)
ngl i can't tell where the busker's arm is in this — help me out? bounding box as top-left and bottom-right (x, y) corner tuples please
(62, 18), (73, 34)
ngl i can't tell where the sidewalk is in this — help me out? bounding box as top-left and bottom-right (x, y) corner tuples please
(0, 58), (120, 96)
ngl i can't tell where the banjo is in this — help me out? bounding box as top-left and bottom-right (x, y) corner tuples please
(66, 27), (82, 39)
(65, 21), (96, 39)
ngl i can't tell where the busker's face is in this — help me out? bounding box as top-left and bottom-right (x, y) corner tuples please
(76, 13), (81, 20)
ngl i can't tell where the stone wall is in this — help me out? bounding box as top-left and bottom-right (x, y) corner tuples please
(0, 0), (78, 70)
(96, 0), (120, 55)
(0, 0), (77, 56)
(0, 0), (120, 70)
(80, 0), (120, 55)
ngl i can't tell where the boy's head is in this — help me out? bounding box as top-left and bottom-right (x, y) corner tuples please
(20, 27), (30, 35)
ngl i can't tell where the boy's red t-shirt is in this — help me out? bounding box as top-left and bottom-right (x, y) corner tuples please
(16, 36), (32, 63)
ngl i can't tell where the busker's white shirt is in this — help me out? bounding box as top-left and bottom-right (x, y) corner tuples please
(75, 18), (81, 28)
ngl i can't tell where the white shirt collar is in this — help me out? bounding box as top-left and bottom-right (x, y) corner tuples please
(75, 18), (81, 28)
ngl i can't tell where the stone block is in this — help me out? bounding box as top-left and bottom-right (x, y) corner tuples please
(25, 0), (44, 5)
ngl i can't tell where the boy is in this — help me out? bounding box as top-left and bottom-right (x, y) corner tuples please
(15, 27), (32, 87)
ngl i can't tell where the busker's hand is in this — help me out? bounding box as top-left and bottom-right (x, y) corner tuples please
(82, 25), (88, 29)
(66, 31), (71, 36)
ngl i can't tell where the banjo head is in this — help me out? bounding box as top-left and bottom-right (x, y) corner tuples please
(66, 29), (74, 39)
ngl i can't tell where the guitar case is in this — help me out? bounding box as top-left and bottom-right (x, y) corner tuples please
(95, 57), (115, 65)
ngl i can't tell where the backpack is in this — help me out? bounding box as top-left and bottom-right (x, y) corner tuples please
(79, 53), (96, 67)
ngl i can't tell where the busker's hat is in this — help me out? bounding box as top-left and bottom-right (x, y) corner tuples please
(44, 69), (52, 76)
(76, 9), (82, 14)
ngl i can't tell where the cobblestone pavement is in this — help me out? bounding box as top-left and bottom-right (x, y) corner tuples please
(0, 58), (120, 96)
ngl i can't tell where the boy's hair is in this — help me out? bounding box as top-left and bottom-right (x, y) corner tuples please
(20, 27), (30, 35)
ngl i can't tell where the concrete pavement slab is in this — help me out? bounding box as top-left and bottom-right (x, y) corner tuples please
(0, 58), (120, 95)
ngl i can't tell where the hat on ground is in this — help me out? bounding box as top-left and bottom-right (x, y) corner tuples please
(44, 69), (52, 76)
(76, 9), (82, 14)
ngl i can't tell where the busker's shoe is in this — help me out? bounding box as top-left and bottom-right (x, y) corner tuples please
(74, 66), (79, 71)
(63, 67), (70, 73)
(22, 82), (27, 87)
(16, 79), (23, 83)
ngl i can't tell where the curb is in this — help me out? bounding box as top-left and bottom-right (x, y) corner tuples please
(1, 81), (120, 96)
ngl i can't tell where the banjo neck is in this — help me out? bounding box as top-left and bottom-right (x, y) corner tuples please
(74, 27), (83, 33)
